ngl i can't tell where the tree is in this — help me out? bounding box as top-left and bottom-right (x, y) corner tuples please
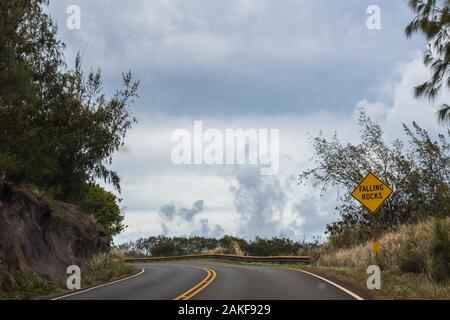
(0, 1), (139, 239)
(80, 184), (125, 237)
(46, 56), (139, 200)
(405, 0), (450, 123)
(0, 0), (63, 185)
(0, 1), (139, 201)
(299, 109), (450, 246)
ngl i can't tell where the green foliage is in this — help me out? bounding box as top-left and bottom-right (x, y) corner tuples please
(430, 219), (450, 283)
(438, 104), (450, 124)
(300, 109), (450, 245)
(0, 152), (18, 179)
(220, 235), (247, 253)
(117, 235), (318, 257)
(0, 251), (138, 299)
(327, 226), (373, 250)
(245, 237), (301, 256)
(82, 252), (137, 286)
(127, 236), (221, 257)
(13, 272), (54, 299)
(398, 231), (427, 274)
(80, 184), (125, 237)
(0, 1), (139, 201)
(405, 0), (450, 122)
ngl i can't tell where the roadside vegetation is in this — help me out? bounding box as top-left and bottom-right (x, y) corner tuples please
(0, 0), (139, 299)
(2, 0), (450, 301)
(318, 218), (450, 282)
(295, 109), (450, 299)
(117, 236), (319, 257)
(0, 0), (138, 238)
(310, 218), (450, 300)
(223, 261), (450, 300)
(0, 250), (138, 300)
(116, 235), (319, 257)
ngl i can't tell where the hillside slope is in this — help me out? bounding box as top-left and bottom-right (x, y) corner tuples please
(0, 181), (110, 287)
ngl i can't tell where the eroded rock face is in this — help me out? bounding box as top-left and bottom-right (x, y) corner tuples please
(0, 181), (110, 282)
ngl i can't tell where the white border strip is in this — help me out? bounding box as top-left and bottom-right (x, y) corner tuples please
(283, 267), (365, 300)
(51, 268), (145, 300)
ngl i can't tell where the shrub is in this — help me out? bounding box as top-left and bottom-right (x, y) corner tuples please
(430, 219), (450, 283)
(318, 218), (450, 284)
(83, 252), (137, 285)
(80, 184), (125, 237)
(245, 237), (301, 256)
(13, 272), (54, 299)
(87, 253), (113, 273)
(0, 153), (18, 180)
(327, 226), (373, 250)
(398, 230), (427, 274)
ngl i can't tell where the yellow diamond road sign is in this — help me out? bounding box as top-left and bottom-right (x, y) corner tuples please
(351, 172), (393, 214)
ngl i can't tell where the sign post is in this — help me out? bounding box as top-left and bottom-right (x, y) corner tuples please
(351, 172), (393, 256)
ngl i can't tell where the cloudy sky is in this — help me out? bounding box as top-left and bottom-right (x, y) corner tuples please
(46, 0), (450, 243)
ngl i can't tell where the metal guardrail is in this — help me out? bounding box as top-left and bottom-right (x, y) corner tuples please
(124, 253), (310, 264)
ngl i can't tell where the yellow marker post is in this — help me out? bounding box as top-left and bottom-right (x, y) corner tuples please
(351, 172), (393, 214)
(372, 240), (380, 254)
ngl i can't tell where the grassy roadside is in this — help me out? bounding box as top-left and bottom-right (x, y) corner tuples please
(0, 251), (139, 300)
(182, 259), (450, 300)
(301, 265), (450, 300)
(279, 264), (450, 300)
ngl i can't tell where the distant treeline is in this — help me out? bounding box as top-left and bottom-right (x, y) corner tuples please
(116, 235), (320, 257)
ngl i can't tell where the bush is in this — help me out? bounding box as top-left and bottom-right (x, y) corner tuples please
(80, 184), (125, 237)
(240, 237), (301, 256)
(327, 226), (373, 250)
(318, 218), (450, 284)
(398, 230), (427, 274)
(13, 272), (54, 299)
(0, 153), (18, 180)
(430, 219), (450, 283)
(0, 251), (138, 299)
(0, 1), (139, 202)
(83, 252), (137, 286)
(301, 110), (450, 235)
(116, 235), (313, 257)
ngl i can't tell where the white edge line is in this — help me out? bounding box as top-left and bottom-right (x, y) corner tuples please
(283, 267), (365, 300)
(51, 268), (145, 300)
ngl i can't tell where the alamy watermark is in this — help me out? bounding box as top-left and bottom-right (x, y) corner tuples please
(366, 265), (381, 290)
(66, 265), (81, 290)
(66, 5), (81, 30)
(366, 5), (381, 30)
(171, 121), (280, 176)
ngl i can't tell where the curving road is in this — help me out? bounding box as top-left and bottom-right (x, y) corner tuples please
(56, 261), (363, 300)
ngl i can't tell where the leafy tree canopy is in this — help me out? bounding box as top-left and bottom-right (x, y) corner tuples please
(406, 0), (450, 123)
(300, 109), (450, 245)
(0, 0), (139, 237)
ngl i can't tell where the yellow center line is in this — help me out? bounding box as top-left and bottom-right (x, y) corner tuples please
(174, 267), (217, 300)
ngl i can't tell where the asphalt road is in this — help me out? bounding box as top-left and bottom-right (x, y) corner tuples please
(57, 261), (361, 300)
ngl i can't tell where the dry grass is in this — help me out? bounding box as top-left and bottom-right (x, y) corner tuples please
(318, 218), (450, 280)
(202, 242), (245, 256)
(298, 265), (450, 300)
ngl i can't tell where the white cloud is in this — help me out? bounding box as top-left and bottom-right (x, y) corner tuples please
(359, 54), (449, 139)
(44, 2), (448, 243)
(112, 53), (450, 244)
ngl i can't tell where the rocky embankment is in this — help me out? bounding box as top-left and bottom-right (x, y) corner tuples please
(0, 181), (110, 286)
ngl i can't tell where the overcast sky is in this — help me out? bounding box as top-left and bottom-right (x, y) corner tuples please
(46, 0), (450, 243)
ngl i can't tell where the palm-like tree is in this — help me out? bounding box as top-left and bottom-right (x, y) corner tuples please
(405, 0), (450, 123)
